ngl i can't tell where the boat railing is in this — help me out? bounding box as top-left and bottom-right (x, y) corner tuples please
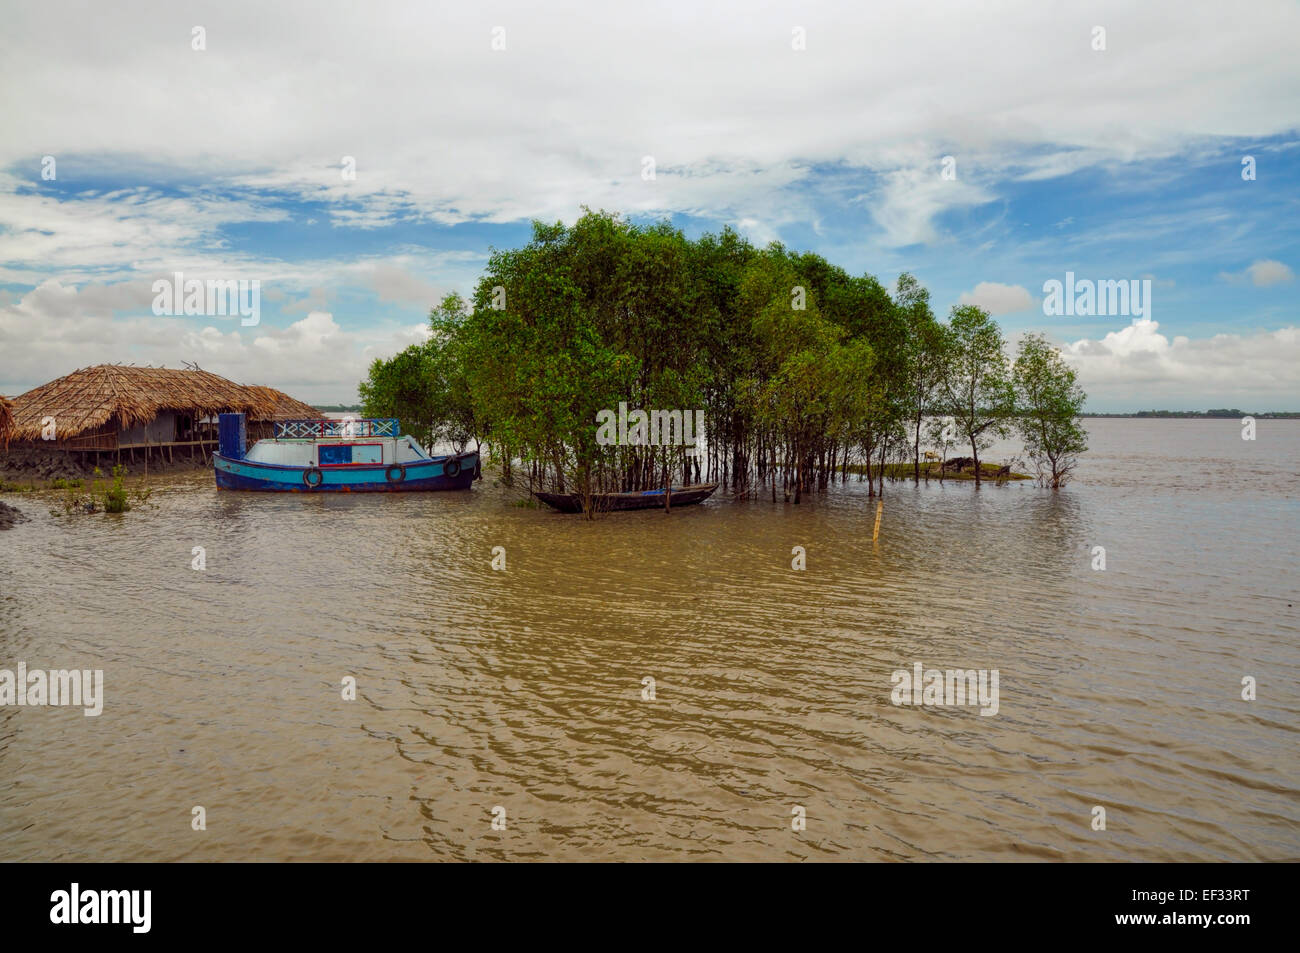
(274, 418), (401, 439)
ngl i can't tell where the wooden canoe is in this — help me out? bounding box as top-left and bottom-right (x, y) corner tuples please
(533, 483), (719, 513)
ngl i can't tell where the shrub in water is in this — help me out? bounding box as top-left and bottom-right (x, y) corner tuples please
(104, 465), (130, 513)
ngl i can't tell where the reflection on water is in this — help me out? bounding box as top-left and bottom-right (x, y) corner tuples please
(0, 420), (1296, 860)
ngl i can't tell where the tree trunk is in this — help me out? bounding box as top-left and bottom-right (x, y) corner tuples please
(794, 444), (803, 504)
(551, 448), (565, 492)
(913, 411), (922, 482)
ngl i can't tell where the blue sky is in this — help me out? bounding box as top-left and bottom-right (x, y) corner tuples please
(1, 1), (1297, 409)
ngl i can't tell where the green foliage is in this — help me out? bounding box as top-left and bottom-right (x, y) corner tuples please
(360, 293), (483, 453)
(359, 343), (439, 449)
(896, 273), (949, 478)
(1014, 333), (1088, 488)
(355, 209), (1089, 508)
(103, 465), (130, 512)
(935, 305), (1015, 485)
(56, 464), (150, 515)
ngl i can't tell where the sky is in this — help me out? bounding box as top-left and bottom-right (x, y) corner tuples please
(0, 0), (1297, 411)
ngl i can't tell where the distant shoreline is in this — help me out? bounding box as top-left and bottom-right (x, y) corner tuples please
(1082, 411), (1299, 418)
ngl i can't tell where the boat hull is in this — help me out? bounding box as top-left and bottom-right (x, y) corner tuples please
(534, 483), (718, 513)
(214, 451), (478, 492)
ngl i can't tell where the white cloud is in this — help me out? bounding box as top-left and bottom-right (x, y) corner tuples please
(0, 281), (426, 402)
(1, 1), (1297, 246)
(2, 2), (1299, 407)
(1246, 259), (1295, 286)
(1218, 259), (1295, 286)
(1059, 319), (1300, 408)
(281, 287), (330, 314)
(866, 166), (996, 247)
(0, 174), (288, 283)
(958, 281), (1035, 315)
(4, 282), (1297, 410)
(369, 265), (443, 307)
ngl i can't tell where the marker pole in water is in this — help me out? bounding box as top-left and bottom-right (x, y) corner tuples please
(873, 500), (883, 541)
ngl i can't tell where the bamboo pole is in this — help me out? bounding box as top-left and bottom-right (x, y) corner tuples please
(872, 500), (883, 542)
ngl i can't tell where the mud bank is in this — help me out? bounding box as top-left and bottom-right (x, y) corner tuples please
(0, 446), (207, 486)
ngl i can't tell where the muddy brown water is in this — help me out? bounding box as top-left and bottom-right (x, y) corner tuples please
(0, 419), (1296, 860)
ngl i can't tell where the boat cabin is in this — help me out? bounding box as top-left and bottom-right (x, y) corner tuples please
(239, 418), (434, 467)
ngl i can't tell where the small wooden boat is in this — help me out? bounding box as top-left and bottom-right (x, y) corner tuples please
(213, 413), (477, 492)
(533, 483), (718, 513)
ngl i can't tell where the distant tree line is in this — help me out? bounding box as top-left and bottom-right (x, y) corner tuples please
(1082, 409), (1299, 418)
(360, 210), (1088, 510)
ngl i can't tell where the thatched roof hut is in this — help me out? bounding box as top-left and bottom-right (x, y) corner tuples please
(6, 365), (318, 451)
(241, 385), (322, 441)
(8, 365), (271, 443)
(243, 385), (320, 421)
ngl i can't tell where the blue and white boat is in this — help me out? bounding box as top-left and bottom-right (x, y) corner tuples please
(213, 413), (477, 492)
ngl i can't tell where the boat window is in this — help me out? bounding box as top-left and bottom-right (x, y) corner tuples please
(319, 443), (383, 465)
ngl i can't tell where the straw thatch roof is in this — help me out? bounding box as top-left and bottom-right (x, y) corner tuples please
(243, 386), (320, 421)
(6, 365), (313, 441)
(0, 396), (13, 447)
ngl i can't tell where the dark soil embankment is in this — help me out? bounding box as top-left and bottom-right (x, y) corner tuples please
(1, 446), (91, 484)
(0, 446), (207, 486)
(0, 499), (27, 529)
